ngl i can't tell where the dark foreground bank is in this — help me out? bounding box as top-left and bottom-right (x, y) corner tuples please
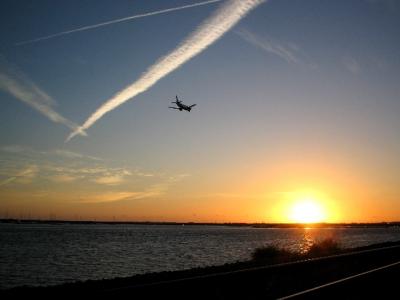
(2, 240), (400, 299)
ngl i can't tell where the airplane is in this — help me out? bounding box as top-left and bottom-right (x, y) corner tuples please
(169, 95), (196, 112)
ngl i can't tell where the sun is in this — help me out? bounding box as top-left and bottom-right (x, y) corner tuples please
(289, 198), (326, 223)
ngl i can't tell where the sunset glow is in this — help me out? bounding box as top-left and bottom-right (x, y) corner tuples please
(1, 0), (400, 224)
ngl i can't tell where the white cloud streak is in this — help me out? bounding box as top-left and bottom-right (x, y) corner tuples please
(16, 0), (223, 46)
(66, 0), (265, 141)
(0, 57), (87, 137)
(236, 28), (302, 64)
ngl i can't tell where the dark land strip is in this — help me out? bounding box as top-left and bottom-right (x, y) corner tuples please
(1, 218), (400, 228)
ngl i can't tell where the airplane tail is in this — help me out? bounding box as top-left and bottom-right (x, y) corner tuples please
(172, 95), (180, 104)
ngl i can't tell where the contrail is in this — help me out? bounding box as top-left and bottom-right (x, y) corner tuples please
(67, 0), (265, 141)
(16, 0), (223, 46)
(0, 57), (86, 137)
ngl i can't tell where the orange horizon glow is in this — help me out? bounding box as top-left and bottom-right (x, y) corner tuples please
(2, 187), (397, 224)
(1, 162), (399, 224)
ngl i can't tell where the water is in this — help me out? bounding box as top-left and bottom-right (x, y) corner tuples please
(1, 223), (400, 289)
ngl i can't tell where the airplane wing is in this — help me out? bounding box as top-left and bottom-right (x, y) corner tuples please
(189, 104), (197, 108)
(169, 107), (179, 109)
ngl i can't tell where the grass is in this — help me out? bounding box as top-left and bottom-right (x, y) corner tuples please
(252, 238), (342, 264)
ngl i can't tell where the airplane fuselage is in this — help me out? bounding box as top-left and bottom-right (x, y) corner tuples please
(169, 96), (196, 112)
(176, 102), (191, 111)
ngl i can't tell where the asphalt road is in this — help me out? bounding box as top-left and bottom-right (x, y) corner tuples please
(279, 261), (400, 299)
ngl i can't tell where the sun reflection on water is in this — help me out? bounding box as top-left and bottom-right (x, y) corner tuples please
(287, 227), (340, 254)
(298, 228), (315, 254)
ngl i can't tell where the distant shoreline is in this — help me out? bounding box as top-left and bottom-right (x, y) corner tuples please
(1, 218), (399, 228)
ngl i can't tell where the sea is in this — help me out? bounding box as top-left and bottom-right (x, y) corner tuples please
(1, 223), (400, 289)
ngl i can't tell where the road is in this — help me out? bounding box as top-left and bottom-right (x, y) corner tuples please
(279, 260), (400, 299)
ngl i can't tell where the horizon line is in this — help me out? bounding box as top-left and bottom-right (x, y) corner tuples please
(1, 218), (399, 226)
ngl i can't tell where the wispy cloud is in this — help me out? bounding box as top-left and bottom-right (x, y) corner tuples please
(236, 28), (304, 64)
(74, 168), (189, 203)
(0, 145), (106, 183)
(91, 167), (136, 185)
(0, 165), (39, 186)
(0, 57), (86, 137)
(49, 174), (79, 183)
(66, 0), (266, 141)
(1, 145), (100, 162)
(53, 149), (101, 161)
(1, 145), (28, 154)
(16, 0), (223, 46)
(342, 56), (361, 74)
(134, 171), (155, 177)
(45, 165), (134, 185)
(80, 191), (157, 204)
(92, 174), (126, 185)
(0, 145), (189, 205)
(80, 176), (188, 203)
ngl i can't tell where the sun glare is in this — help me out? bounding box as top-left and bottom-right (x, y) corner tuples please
(289, 198), (326, 223)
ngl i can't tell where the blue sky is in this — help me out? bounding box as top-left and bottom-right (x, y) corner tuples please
(0, 0), (399, 222)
